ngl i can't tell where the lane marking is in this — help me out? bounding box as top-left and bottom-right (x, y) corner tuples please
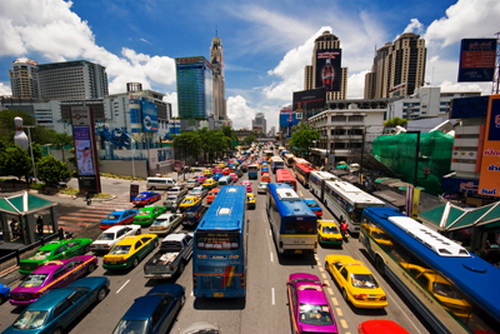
(270, 251), (274, 263)
(321, 272), (328, 280)
(340, 319), (348, 329)
(331, 297), (339, 306)
(327, 287), (334, 295)
(336, 307), (343, 317)
(116, 279), (130, 294)
(271, 287), (275, 305)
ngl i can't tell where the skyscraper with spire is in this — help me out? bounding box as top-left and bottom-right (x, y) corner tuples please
(210, 34), (228, 123)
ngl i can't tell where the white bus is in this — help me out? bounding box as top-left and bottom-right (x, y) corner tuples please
(308, 171), (338, 201)
(323, 179), (385, 234)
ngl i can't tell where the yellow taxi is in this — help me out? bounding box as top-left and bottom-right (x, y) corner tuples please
(103, 234), (158, 270)
(202, 178), (217, 190)
(360, 222), (393, 248)
(317, 220), (343, 247)
(401, 263), (471, 319)
(246, 193), (256, 210)
(202, 169), (212, 177)
(325, 254), (388, 309)
(178, 196), (202, 211)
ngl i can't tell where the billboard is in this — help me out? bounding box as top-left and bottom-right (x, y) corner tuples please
(315, 49), (341, 91)
(458, 39), (497, 82)
(478, 95), (500, 197)
(293, 88), (326, 111)
(129, 97), (158, 133)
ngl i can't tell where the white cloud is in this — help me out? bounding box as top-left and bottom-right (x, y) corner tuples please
(404, 18), (424, 35)
(0, 82), (12, 96)
(163, 92), (178, 117)
(227, 95), (259, 130)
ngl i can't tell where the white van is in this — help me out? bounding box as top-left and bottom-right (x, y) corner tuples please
(218, 175), (233, 186)
(146, 177), (176, 190)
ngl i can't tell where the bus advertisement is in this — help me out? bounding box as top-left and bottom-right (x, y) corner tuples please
(276, 168), (297, 191)
(323, 179), (385, 234)
(193, 185), (248, 298)
(308, 171), (338, 201)
(360, 206), (500, 334)
(294, 163), (316, 188)
(266, 183), (318, 254)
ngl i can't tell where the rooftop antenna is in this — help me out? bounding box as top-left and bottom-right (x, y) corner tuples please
(215, 25), (218, 37)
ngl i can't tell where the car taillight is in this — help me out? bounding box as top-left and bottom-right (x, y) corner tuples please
(380, 296), (387, 301)
(353, 294), (367, 300)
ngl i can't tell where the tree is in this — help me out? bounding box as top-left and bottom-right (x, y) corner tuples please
(243, 134), (257, 147)
(36, 155), (72, 186)
(0, 145), (33, 181)
(173, 132), (203, 161)
(288, 123), (320, 157)
(384, 117), (407, 128)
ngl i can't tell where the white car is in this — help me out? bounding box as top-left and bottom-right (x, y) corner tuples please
(189, 186), (208, 198)
(167, 186), (188, 197)
(258, 182), (269, 194)
(90, 225), (141, 252)
(146, 213), (183, 235)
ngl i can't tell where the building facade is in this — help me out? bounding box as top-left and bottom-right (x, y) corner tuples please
(364, 33), (427, 99)
(252, 112), (267, 134)
(175, 56), (214, 120)
(304, 30), (348, 100)
(210, 36), (228, 123)
(9, 58), (40, 99)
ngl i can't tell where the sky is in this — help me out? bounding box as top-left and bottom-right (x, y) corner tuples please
(0, 0), (499, 130)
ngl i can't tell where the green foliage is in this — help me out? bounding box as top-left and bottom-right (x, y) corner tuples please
(36, 155), (72, 186)
(0, 145), (32, 181)
(384, 117), (408, 128)
(243, 134), (257, 146)
(173, 131), (203, 159)
(288, 123), (320, 155)
(173, 128), (234, 161)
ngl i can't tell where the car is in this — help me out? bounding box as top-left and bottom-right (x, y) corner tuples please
(133, 191), (162, 206)
(3, 277), (109, 334)
(261, 166), (269, 174)
(286, 273), (338, 334)
(9, 255), (98, 306)
(304, 198), (323, 217)
(0, 283), (10, 304)
(112, 284), (185, 334)
(103, 234), (159, 271)
(133, 206), (168, 227)
(180, 321), (221, 334)
(163, 193), (185, 212)
(202, 178), (218, 190)
(178, 196), (202, 212)
(241, 180), (252, 193)
(201, 169), (212, 177)
(261, 173), (271, 183)
(189, 186), (208, 198)
(146, 213), (183, 235)
(194, 175), (206, 184)
(257, 182), (268, 194)
(324, 255), (388, 309)
(91, 225), (142, 253)
(229, 173), (238, 183)
(211, 167), (223, 174)
(166, 186), (188, 198)
(212, 172), (224, 181)
(206, 188), (220, 204)
(317, 220), (343, 247)
(183, 205), (207, 227)
(19, 239), (93, 275)
(185, 179), (201, 190)
(222, 167), (231, 175)
(358, 320), (410, 334)
(246, 193), (256, 210)
(100, 209), (139, 230)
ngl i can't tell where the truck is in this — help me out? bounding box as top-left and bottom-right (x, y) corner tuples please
(143, 233), (193, 279)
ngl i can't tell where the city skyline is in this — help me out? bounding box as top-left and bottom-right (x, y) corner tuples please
(0, 0), (498, 129)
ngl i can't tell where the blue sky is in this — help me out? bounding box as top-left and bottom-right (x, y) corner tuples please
(0, 0), (498, 129)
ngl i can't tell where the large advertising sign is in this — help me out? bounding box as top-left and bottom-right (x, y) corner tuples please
(458, 39), (497, 82)
(478, 95), (500, 197)
(141, 99), (158, 132)
(293, 88), (326, 111)
(71, 106), (101, 193)
(315, 49), (341, 92)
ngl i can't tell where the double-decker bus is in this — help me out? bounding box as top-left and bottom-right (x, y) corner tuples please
(360, 206), (500, 334)
(193, 185), (247, 298)
(284, 153), (296, 167)
(308, 171), (338, 201)
(247, 164), (258, 180)
(270, 156), (285, 173)
(266, 183), (317, 254)
(294, 163), (316, 188)
(323, 179), (385, 234)
(276, 168), (297, 191)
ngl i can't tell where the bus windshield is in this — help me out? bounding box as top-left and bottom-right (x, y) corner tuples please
(196, 231), (240, 250)
(284, 220), (316, 234)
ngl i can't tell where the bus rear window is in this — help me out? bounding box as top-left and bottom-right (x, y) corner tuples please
(196, 232), (240, 250)
(284, 220), (316, 234)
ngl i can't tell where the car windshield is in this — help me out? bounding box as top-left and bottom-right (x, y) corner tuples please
(110, 245), (131, 255)
(322, 226), (339, 234)
(136, 195), (146, 199)
(31, 250), (51, 260)
(299, 304), (334, 325)
(98, 232), (116, 241)
(13, 310), (49, 329)
(183, 198), (194, 204)
(107, 214), (119, 220)
(152, 219), (168, 226)
(141, 209), (153, 215)
(351, 274), (378, 288)
(307, 201), (319, 208)
(112, 320), (148, 334)
(167, 195), (177, 201)
(20, 274), (49, 287)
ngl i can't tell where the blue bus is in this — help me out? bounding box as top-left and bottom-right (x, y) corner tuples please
(193, 185), (247, 298)
(266, 183), (318, 254)
(360, 206), (500, 334)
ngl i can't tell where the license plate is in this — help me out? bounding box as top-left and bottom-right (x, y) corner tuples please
(294, 250), (303, 254)
(213, 292), (224, 297)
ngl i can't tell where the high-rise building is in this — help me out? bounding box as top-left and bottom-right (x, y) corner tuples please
(364, 32), (427, 99)
(175, 56), (214, 119)
(210, 36), (228, 122)
(252, 112), (267, 134)
(304, 30), (348, 100)
(37, 60), (108, 101)
(9, 58), (40, 99)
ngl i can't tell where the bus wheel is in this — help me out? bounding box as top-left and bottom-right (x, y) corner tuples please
(375, 256), (385, 276)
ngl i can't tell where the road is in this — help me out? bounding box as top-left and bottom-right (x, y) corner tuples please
(0, 169), (430, 334)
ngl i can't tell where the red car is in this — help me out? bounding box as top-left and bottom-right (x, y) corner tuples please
(132, 191), (162, 206)
(222, 167), (231, 175)
(241, 181), (252, 193)
(358, 320), (409, 334)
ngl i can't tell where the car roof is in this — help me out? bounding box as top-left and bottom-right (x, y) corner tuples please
(121, 295), (166, 320)
(162, 233), (189, 242)
(27, 288), (76, 311)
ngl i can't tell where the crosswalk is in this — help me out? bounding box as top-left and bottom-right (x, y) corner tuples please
(56, 193), (134, 233)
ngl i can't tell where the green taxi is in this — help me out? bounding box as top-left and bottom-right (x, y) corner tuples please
(133, 206), (167, 227)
